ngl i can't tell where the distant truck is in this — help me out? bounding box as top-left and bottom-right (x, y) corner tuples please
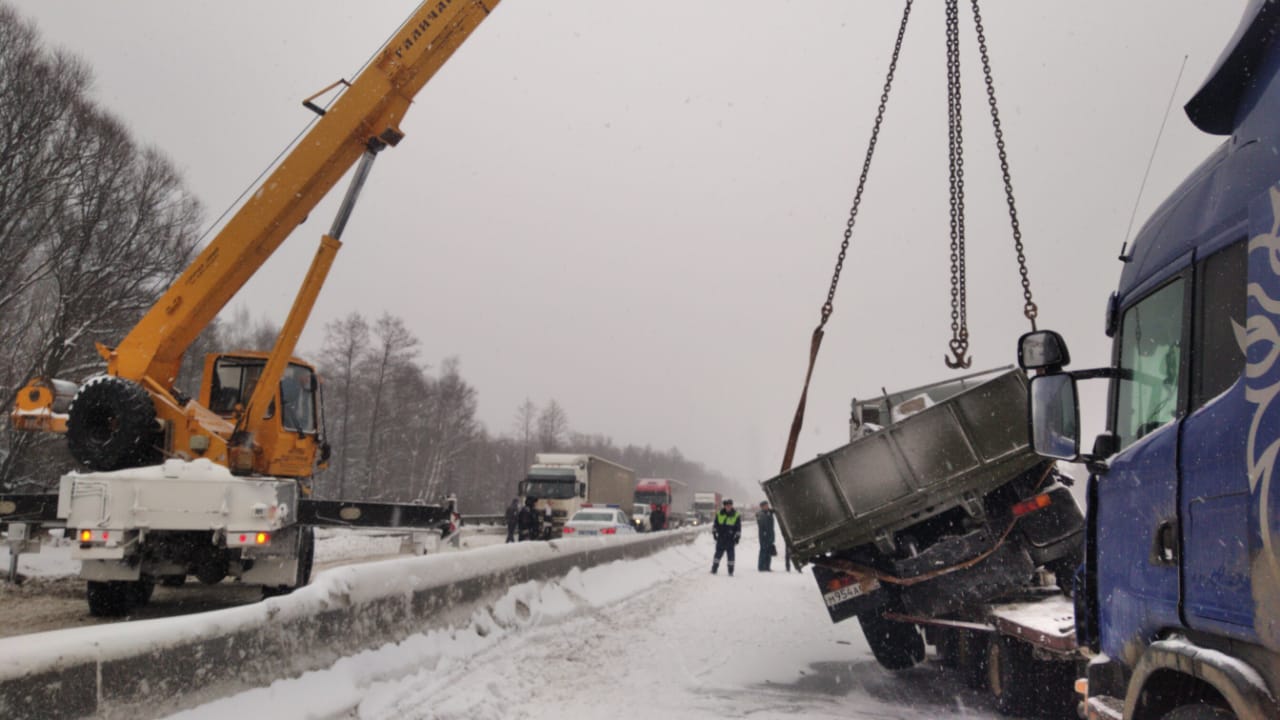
(763, 367), (1086, 714)
(691, 491), (721, 523)
(634, 478), (691, 530)
(518, 454), (634, 538)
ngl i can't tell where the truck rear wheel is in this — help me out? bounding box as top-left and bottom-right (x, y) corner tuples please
(66, 376), (159, 471)
(858, 613), (925, 670)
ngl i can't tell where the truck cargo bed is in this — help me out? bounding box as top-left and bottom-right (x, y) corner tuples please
(764, 369), (1040, 559)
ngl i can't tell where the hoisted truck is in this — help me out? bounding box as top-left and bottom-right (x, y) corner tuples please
(1016, 1), (1280, 717)
(763, 367), (1088, 716)
(1, 0), (504, 616)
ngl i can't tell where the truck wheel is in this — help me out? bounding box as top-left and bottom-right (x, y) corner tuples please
(86, 580), (136, 617)
(130, 577), (156, 607)
(66, 376), (159, 471)
(858, 614), (925, 670)
(1162, 705), (1236, 720)
(987, 635), (1036, 716)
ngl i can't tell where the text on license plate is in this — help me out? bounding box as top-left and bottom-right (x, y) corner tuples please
(823, 578), (881, 607)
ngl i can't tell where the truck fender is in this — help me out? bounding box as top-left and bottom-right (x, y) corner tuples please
(1124, 638), (1278, 720)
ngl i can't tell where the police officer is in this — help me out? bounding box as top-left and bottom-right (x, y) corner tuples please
(711, 498), (741, 576)
(517, 496), (541, 541)
(757, 500), (776, 571)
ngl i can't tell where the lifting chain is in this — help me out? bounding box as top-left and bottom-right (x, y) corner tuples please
(945, 0), (971, 368)
(971, 0), (1037, 330)
(819, 0), (914, 330)
(781, 0), (914, 475)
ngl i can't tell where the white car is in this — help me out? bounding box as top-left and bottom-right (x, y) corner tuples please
(562, 507), (636, 537)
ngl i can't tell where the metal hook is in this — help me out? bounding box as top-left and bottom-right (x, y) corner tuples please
(945, 344), (972, 369)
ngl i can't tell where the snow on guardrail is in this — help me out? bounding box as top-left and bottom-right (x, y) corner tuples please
(0, 528), (698, 720)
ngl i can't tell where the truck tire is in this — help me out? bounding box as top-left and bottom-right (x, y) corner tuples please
(859, 613), (925, 670)
(987, 635), (1037, 716)
(1162, 705), (1236, 720)
(86, 580), (136, 617)
(130, 577), (156, 606)
(66, 376), (159, 471)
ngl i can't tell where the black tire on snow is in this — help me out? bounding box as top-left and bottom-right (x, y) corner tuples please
(86, 580), (136, 617)
(987, 635), (1038, 716)
(66, 376), (159, 471)
(1162, 705), (1237, 720)
(858, 613), (925, 670)
(130, 577), (156, 606)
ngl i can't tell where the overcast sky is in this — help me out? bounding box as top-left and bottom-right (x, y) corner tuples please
(5, 1), (1248, 485)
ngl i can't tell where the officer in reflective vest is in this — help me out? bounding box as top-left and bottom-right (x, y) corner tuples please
(711, 498), (742, 576)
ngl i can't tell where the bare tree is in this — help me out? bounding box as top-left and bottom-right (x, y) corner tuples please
(512, 397), (537, 468)
(318, 311), (369, 497)
(361, 313), (419, 487)
(536, 399), (570, 453)
(0, 11), (202, 489)
(417, 357), (478, 500)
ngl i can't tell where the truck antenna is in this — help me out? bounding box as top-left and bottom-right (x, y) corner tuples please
(1121, 55), (1189, 262)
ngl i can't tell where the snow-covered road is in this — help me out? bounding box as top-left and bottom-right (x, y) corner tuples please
(168, 534), (1011, 719)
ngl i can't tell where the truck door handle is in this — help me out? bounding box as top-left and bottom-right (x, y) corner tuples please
(1149, 520), (1178, 566)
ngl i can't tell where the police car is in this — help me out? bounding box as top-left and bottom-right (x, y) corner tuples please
(562, 505), (636, 537)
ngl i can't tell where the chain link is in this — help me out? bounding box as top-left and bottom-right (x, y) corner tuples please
(945, 0), (971, 368)
(820, 0), (914, 328)
(971, 0), (1037, 329)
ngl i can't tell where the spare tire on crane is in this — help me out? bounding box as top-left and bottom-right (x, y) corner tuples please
(66, 375), (160, 471)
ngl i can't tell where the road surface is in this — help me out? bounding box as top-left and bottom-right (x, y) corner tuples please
(168, 533), (1033, 719)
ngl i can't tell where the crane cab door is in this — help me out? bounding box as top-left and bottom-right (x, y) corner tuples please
(201, 354), (318, 435)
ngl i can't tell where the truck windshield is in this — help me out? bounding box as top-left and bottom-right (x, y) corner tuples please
(634, 492), (668, 505)
(522, 478), (577, 499)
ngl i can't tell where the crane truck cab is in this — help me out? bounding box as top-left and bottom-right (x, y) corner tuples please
(1023, 2), (1280, 717)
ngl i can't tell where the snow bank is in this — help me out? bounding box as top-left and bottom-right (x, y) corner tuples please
(0, 529), (699, 720)
(166, 538), (703, 720)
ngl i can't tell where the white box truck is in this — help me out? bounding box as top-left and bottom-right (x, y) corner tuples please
(519, 454), (635, 537)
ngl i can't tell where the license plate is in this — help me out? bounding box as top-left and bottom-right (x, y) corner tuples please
(823, 578), (880, 607)
(577, 529), (598, 536)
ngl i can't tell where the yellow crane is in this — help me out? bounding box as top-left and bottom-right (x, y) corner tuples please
(11, 0), (502, 485)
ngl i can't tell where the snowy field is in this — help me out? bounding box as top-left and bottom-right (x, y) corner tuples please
(166, 533), (1013, 720)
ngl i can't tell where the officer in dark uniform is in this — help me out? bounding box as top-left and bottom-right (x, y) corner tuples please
(757, 500), (776, 571)
(711, 498), (742, 575)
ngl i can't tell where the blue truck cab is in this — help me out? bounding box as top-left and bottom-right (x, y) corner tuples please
(1023, 2), (1280, 718)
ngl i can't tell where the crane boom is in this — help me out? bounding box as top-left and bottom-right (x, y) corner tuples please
(109, 0), (500, 387)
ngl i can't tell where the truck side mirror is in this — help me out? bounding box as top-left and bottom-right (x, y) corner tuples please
(1029, 374), (1081, 460)
(578, 482), (586, 498)
(1018, 330), (1071, 371)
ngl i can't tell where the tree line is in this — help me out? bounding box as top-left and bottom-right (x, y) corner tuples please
(0, 4), (745, 512)
(0, 5), (202, 487)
